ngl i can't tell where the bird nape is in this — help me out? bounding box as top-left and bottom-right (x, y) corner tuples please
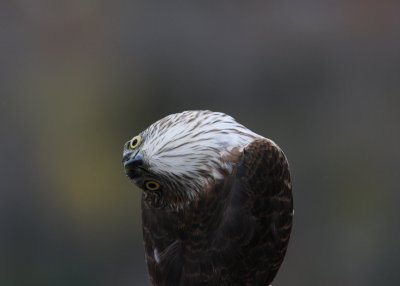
(122, 110), (293, 286)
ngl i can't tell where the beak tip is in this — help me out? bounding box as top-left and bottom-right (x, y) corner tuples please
(123, 153), (144, 170)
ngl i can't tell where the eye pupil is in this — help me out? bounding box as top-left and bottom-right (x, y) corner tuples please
(145, 181), (160, 191)
(129, 136), (141, 149)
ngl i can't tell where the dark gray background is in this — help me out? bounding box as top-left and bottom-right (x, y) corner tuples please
(1, 1), (399, 285)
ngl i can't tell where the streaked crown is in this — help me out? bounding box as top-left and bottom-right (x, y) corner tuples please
(123, 110), (261, 205)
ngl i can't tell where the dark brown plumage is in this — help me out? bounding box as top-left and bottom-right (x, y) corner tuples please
(141, 139), (292, 286)
(122, 111), (293, 286)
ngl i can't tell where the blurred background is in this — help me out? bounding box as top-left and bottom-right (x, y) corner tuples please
(1, 1), (399, 285)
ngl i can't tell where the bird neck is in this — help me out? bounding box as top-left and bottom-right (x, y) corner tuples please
(142, 177), (233, 250)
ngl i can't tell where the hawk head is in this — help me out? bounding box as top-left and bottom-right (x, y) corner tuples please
(122, 110), (259, 208)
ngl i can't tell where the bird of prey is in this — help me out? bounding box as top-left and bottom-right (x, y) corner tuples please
(122, 110), (293, 286)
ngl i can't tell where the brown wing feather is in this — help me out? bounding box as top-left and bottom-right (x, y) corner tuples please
(206, 138), (293, 285)
(141, 138), (293, 286)
(238, 138), (293, 283)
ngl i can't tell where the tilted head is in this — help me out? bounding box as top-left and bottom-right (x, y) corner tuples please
(122, 110), (260, 208)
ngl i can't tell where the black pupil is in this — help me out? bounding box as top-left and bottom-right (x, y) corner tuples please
(148, 182), (157, 189)
(131, 139), (137, 146)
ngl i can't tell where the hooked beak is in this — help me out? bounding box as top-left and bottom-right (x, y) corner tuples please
(123, 152), (145, 179)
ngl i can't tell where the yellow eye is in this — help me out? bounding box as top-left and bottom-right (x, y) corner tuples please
(144, 180), (161, 191)
(129, 135), (141, 149)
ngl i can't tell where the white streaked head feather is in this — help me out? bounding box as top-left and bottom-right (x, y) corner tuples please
(129, 110), (263, 204)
